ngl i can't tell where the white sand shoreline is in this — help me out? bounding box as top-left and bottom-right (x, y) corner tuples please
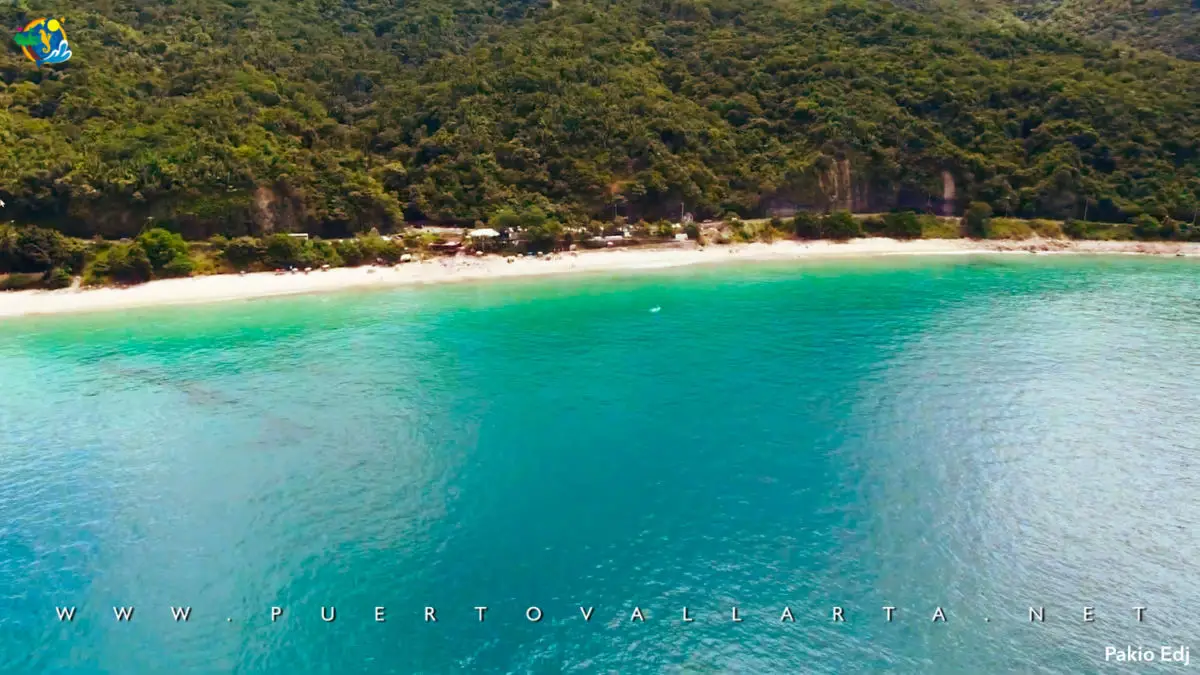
(1, 238), (1197, 319)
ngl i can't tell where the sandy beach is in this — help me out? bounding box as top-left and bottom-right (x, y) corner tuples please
(1, 237), (1196, 319)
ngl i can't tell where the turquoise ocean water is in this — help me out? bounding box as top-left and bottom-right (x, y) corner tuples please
(1, 255), (1199, 673)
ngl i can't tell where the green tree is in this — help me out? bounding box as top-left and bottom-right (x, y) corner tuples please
(223, 237), (266, 270)
(136, 228), (191, 274)
(519, 207), (549, 230)
(1133, 214), (1162, 240)
(13, 227), (70, 273)
(308, 239), (344, 267)
(525, 219), (563, 253)
(94, 243), (153, 284)
(263, 234), (305, 269)
(44, 267), (73, 289)
(0, 225), (16, 274)
(356, 230), (404, 263)
(338, 240), (366, 266)
(489, 208), (522, 231)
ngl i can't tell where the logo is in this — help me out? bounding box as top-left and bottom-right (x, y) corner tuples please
(13, 17), (71, 65)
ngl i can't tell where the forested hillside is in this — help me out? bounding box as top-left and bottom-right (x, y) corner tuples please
(1010, 0), (1199, 60)
(1, 0), (1198, 238)
(907, 0), (1200, 61)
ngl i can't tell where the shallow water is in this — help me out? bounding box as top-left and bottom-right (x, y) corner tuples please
(1, 255), (1198, 673)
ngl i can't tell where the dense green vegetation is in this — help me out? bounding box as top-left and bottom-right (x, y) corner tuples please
(4, 208), (1190, 289)
(908, 1), (1199, 61)
(1, 0), (1198, 240)
(1006, 0), (1199, 61)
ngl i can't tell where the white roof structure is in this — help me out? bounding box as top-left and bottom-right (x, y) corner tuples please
(469, 228), (500, 238)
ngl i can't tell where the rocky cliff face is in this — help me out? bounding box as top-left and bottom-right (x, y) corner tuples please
(941, 170), (958, 216)
(818, 158), (871, 212)
(763, 158), (962, 216)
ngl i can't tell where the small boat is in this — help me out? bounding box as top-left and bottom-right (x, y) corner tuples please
(650, 306), (661, 313)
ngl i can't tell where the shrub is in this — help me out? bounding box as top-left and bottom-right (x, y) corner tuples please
(732, 220), (753, 242)
(861, 216), (887, 236)
(361, 232), (404, 263)
(137, 228), (190, 273)
(964, 202), (993, 238)
(61, 238), (89, 273)
(189, 249), (222, 275)
(919, 215), (960, 239)
(161, 256), (196, 278)
(44, 267), (72, 289)
(334, 239), (366, 266)
(13, 226), (71, 273)
(822, 210), (861, 240)
(1029, 219), (1065, 239)
(223, 236), (265, 269)
(0, 273), (43, 290)
(792, 212), (822, 239)
(1159, 218), (1182, 240)
(262, 233), (305, 268)
(308, 239), (343, 267)
(1133, 214), (1161, 240)
(401, 230), (424, 249)
(93, 242), (152, 284)
(1078, 222), (1136, 240)
(984, 218), (1035, 239)
(881, 211), (922, 239)
(525, 219), (563, 252)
